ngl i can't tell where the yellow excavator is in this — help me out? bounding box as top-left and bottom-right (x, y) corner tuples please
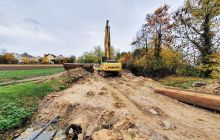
(96, 20), (122, 78)
(63, 20), (122, 77)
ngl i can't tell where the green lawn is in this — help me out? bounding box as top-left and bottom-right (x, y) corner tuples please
(159, 76), (215, 89)
(0, 68), (64, 83)
(0, 77), (70, 132)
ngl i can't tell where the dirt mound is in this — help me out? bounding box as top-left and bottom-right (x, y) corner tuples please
(26, 70), (220, 139)
(190, 80), (220, 95)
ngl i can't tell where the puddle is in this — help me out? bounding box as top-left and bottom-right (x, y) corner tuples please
(15, 129), (65, 140)
(15, 124), (83, 140)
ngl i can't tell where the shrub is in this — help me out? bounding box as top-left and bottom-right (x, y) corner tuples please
(133, 48), (186, 77)
(0, 103), (35, 132)
(176, 65), (200, 77)
(197, 52), (220, 78)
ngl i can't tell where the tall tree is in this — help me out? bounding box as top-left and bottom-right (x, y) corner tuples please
(173, 0), (220, 76)
(94, 46), (104, 59)
(145, 4), (173, 58)
(66, 55), (76, 63)
(131, 25), (151, 57)
(4, 53), (17, 64)
(21, 56), (30, 64)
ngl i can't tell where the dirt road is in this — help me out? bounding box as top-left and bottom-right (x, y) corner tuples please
(35, 70), (220, 140)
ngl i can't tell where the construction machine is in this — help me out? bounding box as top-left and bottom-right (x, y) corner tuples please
(95, 20), (122, 78)
(63, 20), (122, 77)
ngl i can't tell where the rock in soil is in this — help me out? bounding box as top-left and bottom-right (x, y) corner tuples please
(86, 91), (95, 97)
(160, 120), (176, 130)
(149, 109), (158, 115)
(192, 82), (207, 87)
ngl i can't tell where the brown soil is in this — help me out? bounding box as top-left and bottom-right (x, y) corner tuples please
(32, 70), (220, 140)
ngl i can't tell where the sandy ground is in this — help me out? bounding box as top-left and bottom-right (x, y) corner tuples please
(33, 70), (220, 140)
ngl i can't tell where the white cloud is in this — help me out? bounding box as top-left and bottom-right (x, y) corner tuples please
(0, 0), (184, 57)
(0, 25), (54, 42)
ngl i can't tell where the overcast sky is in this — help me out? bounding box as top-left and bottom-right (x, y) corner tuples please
(0, 0), (184, 57)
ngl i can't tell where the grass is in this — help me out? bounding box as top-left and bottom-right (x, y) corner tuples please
(0, 77), (70, 132)
(0, 68), (64, 83)
(159, 76), (215, 89)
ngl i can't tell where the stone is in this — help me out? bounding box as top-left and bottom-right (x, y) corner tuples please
(160, 120), (176, 130)
(101, 87), (107, 90)
(192, 82), (207, 87)
(213, 87), (220, 94)
(149, 109), (158, 115)
(86, 91), (95, 97)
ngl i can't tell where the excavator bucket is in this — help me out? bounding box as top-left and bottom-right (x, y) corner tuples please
(63, 63), (94, 73)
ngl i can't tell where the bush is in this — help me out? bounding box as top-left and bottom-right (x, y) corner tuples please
(210, 67), (220, 79)
(0, 76), (71, 133)
(176, 65), (200, 77)
(191, 52), (220, 78)
(0, 103), (35, 132)
(119, 48), (219, 78)
(132, 48), (186, 77)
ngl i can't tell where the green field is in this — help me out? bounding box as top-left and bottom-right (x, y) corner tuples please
(0, 67), (67, 133)
(0, 68), (64, 83)
(0, 77), (70, 132)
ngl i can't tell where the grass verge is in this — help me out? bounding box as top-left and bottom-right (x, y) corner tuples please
(0, 68), (64, 83)
(0, 77), (70, 133)
(159, 76), (215, 89)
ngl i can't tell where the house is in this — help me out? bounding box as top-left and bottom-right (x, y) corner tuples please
(50, 55), (66, 64)
(33, 56), (42, 63)
(13, 53), (22, 63)
(44, 54), (57, 64)
(13, 53), (41, 64)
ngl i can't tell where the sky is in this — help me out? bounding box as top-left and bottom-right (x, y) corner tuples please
(0, 0), (184, 57)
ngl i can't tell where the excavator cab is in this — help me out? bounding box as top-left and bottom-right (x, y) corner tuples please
(101, 56), (108, 63)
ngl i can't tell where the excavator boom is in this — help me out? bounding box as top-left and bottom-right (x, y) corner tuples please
(104, 20), (111, 59)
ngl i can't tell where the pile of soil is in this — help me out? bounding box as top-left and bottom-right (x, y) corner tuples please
(190, 80), (220, 95)
(21, 70), (220, 140)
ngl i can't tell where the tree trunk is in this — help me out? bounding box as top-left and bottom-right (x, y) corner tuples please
(154, 32), (162, 59)
(200, 11), (214, 77)
(145, 39), (148, 53)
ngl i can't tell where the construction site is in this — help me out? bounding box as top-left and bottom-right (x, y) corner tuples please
(14, 20), (220, 140)
(0, 1), (220, 139)
(14, 68), (220, 140)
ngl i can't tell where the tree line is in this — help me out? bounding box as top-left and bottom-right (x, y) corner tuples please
(119, 0), (219, 78)
(0, 52), (76, 64)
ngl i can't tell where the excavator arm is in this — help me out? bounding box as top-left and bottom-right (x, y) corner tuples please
(104, 20), (111, 59)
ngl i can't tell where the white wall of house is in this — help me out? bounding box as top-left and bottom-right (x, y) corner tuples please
(46, 54), (56, 64)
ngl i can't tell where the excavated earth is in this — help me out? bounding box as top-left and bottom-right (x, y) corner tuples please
(32, 69), (220, 140)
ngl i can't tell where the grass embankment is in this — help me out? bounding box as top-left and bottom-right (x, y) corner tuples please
(0, 77), (70, 132)
(159, 76), (215, 89)
(0, 68), (64, 83)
